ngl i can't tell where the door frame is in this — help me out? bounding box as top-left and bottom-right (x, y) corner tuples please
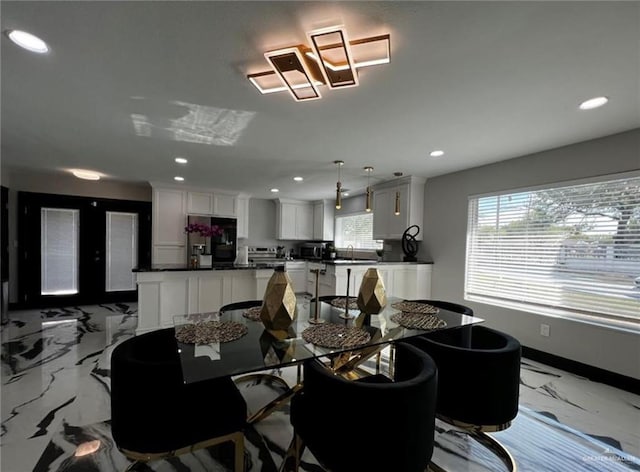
(17, 191), (151, 308)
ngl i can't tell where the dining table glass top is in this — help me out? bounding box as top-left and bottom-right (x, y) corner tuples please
(174, 297), (484, 384)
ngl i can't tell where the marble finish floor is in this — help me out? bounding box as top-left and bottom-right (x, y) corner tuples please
(1, 303), (639, 471)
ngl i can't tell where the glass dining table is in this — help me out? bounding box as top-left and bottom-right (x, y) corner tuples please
(173, 296), (483, 386)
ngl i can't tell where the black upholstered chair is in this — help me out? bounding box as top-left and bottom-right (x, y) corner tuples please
(286, 342), (438, 472)
(408, 325), (521, 471)
(110, 328), (247, 471)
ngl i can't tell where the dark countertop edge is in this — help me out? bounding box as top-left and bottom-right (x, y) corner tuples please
(134, 263), (286, 272)
(134, 260), (433, 272)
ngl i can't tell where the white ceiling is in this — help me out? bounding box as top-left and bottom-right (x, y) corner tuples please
(2, 1), (639, 200)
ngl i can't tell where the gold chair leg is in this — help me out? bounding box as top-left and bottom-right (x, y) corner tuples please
(473, 431), (517, 472)
(233, 432), (245, 472)
(426, 430), (517, 472)
(279, 433), (305, 472)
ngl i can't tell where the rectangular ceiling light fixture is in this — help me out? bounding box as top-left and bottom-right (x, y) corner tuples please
(263, 47), (322, 101)
(307, 26), (358, 89)
(350, 34), (391, 68)
(247, 27), (389, 101)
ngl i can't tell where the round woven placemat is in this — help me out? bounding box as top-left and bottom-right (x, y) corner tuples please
(175, 320), (248, 344)
(328, 297), (359, 310)
(302, 324), (371, 349)
(390, 312), (447, 330)
(242, 306), (262, 321)
(391, 300), (440, 315)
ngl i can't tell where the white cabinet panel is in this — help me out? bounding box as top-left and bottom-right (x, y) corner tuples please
(276, 199), (313, 240)
(154, 188), (186, 245)
(214, 193), (237, 217)
(296, 205), (313, 240)
(313, 200), (334, 241)
(372, 176), (425, 241)
(196, 277), (224, 313)
(187, 192), (214, 215)
(153, 246), (185, 265)
(236, 196), (249, 239)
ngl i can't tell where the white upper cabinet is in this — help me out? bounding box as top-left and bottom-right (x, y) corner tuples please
(151, 183), (248, 265)
(153, 188), (187, 245)
(187, 191), (237, 217)
(372, 176), (425, 240)
(313, 200), (335, 241)
(213, 192), (237, 217)
(276, 199), (314, 240)
(236, 196), (249, 239)
(187, 191), (214, 215)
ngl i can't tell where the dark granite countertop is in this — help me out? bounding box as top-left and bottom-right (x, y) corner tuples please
(134, 259), (433, 272)
(134, 262), (286, 272)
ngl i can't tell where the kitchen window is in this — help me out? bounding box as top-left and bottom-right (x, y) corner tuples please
(334, 213), (383, 250)
(465, 174), (640, 329)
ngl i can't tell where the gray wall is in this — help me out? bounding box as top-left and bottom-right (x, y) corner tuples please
(421, 129), (640, 379)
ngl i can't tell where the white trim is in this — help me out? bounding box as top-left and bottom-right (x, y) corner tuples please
(468, 170), (640, 200)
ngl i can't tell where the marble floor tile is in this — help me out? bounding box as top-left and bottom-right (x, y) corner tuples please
(2, 302), (639, 472)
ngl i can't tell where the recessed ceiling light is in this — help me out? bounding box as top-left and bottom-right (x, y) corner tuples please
(5, 30), (49, 54)
(71, 169), (100, 181)
(174, 176), (184, 182)
(343, 192), (350, 197)
(270, 188), (279, 193)
(579, 96), (609, 110)
(174, 157), (188, 164)
(293, 176), (303, 182)
(429, 150), (445, 157)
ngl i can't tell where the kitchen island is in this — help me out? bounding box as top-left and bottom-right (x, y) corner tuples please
(134, 263), (284, 334)
(134, 260), (433, 335)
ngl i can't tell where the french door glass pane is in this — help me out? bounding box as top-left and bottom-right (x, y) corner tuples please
(106, 212), (138, 292)
(41, 208), (79, 295)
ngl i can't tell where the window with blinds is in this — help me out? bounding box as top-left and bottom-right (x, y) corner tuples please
(335, 213), (383, 250)
(465, 175), (640, 326)
(41, 208), (79, 295)
(106, 212), (138, 292)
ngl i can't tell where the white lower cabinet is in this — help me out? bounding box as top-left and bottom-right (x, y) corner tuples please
(285, 261), (307, 293)
(327, 263), (432, 300)
(136, 269), (272, 334)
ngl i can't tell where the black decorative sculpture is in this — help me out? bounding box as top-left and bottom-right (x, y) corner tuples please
(402, 225), (420, 262)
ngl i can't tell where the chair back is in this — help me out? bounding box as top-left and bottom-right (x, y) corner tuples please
(291, 342), (438, 472)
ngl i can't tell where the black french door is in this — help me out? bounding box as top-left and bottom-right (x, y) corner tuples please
(18, 192), (151, 308)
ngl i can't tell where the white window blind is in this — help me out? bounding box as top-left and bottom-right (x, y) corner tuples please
(41, 208), (79, 295)
(106, 212), (138, 292)
(465, 176), (640, 325)
(335, 213), (383, 250)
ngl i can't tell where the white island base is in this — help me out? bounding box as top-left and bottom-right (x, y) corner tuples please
(135, 269), (273, 335)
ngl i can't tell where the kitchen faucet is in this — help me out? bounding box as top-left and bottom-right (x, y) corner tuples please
(347, 244), (354, 261)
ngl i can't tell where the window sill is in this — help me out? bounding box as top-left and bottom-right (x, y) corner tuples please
(465, 294), (640, 335)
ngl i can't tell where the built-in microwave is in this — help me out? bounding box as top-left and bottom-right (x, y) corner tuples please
(300, 242), (327, 260)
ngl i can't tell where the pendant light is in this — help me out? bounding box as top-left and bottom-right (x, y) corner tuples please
(334, 160), (344, 209)
(394, 172), (403, 215)
(364, 166), (374, 212)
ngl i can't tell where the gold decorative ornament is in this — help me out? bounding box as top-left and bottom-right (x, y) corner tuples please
(357, 268), (387, 314)
(260, 266), (297, 335)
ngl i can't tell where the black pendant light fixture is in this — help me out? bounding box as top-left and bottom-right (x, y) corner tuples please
(364, 166), (374, 212)
(334, 160), (344, 209)
(394, 172), (403, 215)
